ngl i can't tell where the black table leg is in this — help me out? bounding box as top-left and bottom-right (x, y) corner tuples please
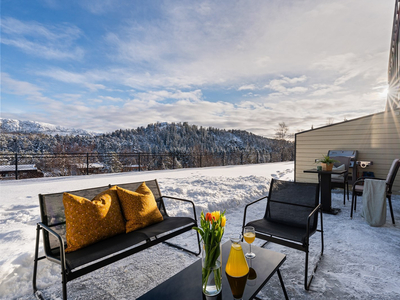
(320, 173), (341, 215)
(277, 269), (288, 300)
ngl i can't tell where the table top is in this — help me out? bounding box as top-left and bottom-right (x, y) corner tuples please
(303, 168), (346, 174)
(137, 240), (286, 300)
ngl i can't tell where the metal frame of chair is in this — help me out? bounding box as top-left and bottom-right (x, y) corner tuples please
(242, 179), (324, 290)
(330, 156), (351, 205)
(351, 158), (400, 225)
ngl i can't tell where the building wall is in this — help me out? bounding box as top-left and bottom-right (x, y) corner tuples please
(295, 109), (400, 194)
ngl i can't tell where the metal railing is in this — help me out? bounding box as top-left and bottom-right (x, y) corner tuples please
(0, 151), (273, 180)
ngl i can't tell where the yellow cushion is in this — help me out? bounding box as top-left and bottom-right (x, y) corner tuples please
(116, 183), (164, 233)
(63, 186), (125, 252)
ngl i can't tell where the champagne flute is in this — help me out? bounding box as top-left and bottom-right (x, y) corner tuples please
(243, 226), (256, 259)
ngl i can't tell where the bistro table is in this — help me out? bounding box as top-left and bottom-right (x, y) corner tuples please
(137, 241), (288, 300)
(303, 168), (347, 214)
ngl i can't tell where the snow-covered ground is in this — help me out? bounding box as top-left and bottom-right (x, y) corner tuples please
(1, 162), (399, 300)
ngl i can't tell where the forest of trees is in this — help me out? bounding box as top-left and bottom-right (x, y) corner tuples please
(0, 122), (294, 178)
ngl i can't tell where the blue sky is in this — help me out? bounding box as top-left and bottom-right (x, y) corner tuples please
(1, 0), (393, 137)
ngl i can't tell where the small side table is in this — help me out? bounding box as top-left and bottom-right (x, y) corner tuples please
(304, 168), (347, 215)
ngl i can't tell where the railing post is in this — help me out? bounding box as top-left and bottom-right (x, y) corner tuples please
(138, 154), (141, 171)
(222, 152), (225, 166)
(241, 152), (243, 165)
(172, 154), (175, 169)
(200, 153), (202, 168)
(86, 153), (89, 175)
(15, 153), (18, 180)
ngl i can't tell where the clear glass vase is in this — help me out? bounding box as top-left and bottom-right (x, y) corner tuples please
(201, 242), (222, 296)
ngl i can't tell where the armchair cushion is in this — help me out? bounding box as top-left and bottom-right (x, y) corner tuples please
(247, 218), (310, 245)
(331, 164), (345, 181)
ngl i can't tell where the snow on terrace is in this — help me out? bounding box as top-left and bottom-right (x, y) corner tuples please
(0, 162), (399, 300)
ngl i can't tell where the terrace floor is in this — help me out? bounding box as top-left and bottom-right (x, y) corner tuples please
(0, 162), (399, 299)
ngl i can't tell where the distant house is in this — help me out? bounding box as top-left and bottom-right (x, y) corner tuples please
(0, 164), (44, 179)
(73, 163), (104, 175)
(122, 164), (141, 172)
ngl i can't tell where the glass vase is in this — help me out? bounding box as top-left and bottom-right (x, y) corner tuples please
(201, 242), (222, 296)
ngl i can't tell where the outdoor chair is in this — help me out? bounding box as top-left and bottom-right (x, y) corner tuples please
(242, 179), (323, 290)
(330, 156), (351, 205)
(351, 158), (400, 224)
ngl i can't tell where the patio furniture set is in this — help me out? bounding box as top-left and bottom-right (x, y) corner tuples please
(32, 158), (399, 300)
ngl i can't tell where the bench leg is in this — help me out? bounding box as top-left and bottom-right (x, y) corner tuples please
(33, 224), (68, 300)
(32, 225), (50, 300)
(33, 224), (46, 300)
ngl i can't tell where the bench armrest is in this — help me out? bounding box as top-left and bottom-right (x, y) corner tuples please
(242, 195), (269, 230)
(37, 222), (66, 269)
(161, 195), (198, 223)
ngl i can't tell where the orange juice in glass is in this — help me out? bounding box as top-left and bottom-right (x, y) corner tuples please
(243, 226), (256, 259)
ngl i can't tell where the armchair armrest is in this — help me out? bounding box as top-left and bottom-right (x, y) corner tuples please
(306, 204), (321, 237)
(161, 195), (198, 222)
(242, 195), (269, 230)
(37, 222), (66, 269)
(353, 177), (386, 187)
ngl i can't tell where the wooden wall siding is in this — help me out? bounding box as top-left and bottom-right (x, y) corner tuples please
(295, 110), (400, 194)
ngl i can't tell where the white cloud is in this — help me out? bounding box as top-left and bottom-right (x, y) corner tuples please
(1, 73), (43, 97)
(97, 96), (124, 103)
(238, 84), (256, 91)
(1, 0), (394, 137)
(264, 76), (308, 95)
(36, 69), (106, 91)
(0, 17), (84, 60)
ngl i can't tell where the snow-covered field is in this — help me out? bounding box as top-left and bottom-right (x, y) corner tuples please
(1, 162), (399, 300)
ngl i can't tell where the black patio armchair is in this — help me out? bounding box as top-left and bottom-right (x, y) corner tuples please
(242, 179), (323, 290)
(330, 156), (351, 205)
(351, 158), (400, 224)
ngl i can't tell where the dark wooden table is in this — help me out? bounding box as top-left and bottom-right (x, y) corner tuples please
(304, 168), (347, 214)
(137, 241), (288, 300)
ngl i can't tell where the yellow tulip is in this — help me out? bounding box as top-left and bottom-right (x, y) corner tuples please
(211, 211), (220, 221)
(221, 216), (226, 227)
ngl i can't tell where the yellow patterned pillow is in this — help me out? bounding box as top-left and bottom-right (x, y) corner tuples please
(63, 186), (125, 252)
(116, 182), (164, 233)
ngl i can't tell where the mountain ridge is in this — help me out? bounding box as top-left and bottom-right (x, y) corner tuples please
(0, 119), (294, 162)
(0, 118), (97, 136)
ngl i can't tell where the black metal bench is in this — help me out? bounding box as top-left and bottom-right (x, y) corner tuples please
(33, 179), (200, 300)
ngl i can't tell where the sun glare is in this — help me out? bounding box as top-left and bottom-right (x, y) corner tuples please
(379, 85), (389, 98)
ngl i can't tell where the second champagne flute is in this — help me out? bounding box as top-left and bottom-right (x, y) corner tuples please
(243, 226), (256, 259)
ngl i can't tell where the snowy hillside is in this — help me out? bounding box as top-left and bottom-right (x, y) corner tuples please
(0, 121), (294, 163)
(1, 162), (399, 300)
(0, 118), (96, 136)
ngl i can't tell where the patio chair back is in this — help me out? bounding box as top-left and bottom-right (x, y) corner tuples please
(333, 156), (351, 171)
(385, 159), (400, 192)
(264, 179), (320, 231)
